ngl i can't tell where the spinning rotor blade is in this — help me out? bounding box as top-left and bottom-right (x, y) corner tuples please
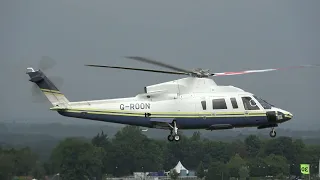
(125, 56), (194, 74)
(28, 56), (64, 103)
(50, 76), (64, 88)
(85, 64), (189, 75)
(30, 76), (64, 103)
(38, 56), (56, 71)
(212, 64), (320, 77)
(31, 84), (47, 103)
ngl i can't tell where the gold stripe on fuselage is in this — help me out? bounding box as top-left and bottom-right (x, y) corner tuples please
(40, 88), (63, 94)
(52, 107), (266, 118)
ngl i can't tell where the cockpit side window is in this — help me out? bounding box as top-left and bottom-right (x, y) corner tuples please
(253, 96), (273, 109)
(241, 97), (260, 110)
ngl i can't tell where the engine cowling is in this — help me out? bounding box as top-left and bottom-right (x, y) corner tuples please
(266, 111), (277, 122)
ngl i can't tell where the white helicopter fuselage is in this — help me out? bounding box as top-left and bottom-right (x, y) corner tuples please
(50, 77), (292, 130)
(27, 55), (318, 141)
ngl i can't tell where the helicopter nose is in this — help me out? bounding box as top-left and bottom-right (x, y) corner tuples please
(284, 112), (293, 121)
(270, 107), (293, 122)
(279, 109), (293, 121)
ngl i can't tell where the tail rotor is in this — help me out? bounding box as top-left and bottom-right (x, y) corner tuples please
(29, 56), (64, 103)
(38, 56), (57, 71)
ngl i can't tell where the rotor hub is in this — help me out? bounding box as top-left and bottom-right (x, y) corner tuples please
(192, 68), (211, 78)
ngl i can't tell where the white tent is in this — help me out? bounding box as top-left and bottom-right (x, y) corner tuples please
(173, 161), (189, 174)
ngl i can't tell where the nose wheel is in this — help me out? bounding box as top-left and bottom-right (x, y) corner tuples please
(269, 128), (276, 138)
(167, 121), (180, 142)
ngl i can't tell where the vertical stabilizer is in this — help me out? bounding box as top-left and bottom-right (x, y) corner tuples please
(26, 67), (69, 108)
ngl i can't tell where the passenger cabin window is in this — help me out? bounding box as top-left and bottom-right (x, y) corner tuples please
(201, 100), (206, 110)
(212, 98), (227, 109)
(230, 98), (238, 109)
(241, 97), (260, 110)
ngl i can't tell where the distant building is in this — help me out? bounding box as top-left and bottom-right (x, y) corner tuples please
(172, 161), (189, 174)
(170, 161), (196, 177)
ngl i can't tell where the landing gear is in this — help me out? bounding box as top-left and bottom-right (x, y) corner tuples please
(174, 134), (180, 141)
(167, 134), (180, 142)
(167, 134), (174, 141)
(167, 121), (180, 142)
(269, 128), (276, 138)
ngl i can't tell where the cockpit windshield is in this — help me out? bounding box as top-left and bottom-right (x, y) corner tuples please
(253, 96), (274, 109)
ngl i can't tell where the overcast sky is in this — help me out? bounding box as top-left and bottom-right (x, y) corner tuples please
(1, 0), (319, 130)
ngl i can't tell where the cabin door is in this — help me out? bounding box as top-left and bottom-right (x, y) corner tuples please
(176, 95), (196, 114)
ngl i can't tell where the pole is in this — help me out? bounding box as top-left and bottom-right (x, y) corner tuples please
(309, 165), (311, 180)
(319, 158), (320, 178)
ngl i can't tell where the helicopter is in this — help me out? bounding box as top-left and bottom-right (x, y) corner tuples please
(26, 56), (319, 142)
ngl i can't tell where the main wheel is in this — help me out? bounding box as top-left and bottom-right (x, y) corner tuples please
(174, 134), (180, 141)
(167, 135), (174, 141)
(269, 130), (276, 138)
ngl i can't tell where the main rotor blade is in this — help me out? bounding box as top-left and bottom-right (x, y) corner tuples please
(125, 56), (193, 74)
(85, 64), (189, 75)
(211, 64), (320, 77)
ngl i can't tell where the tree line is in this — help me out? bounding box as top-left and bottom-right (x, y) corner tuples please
(1, 125), (320, 180)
